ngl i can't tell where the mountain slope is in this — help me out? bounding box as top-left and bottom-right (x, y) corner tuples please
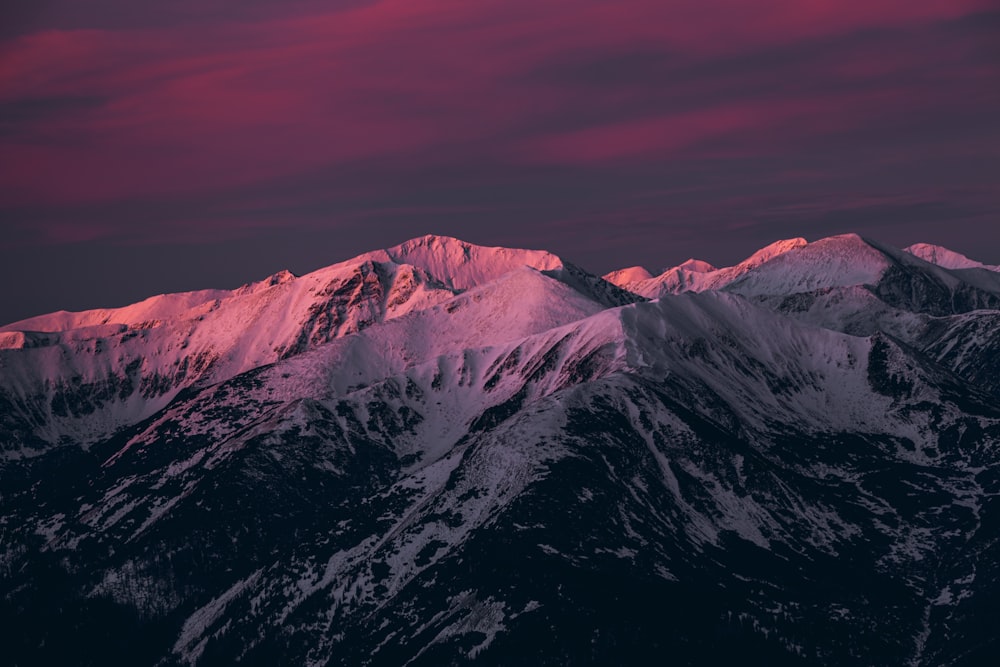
(0, 237), (613, 456)
(605, 235), (1000, 313)
(3, 233), (1000, 666)
(906, 243), (1000, 272)
(604, 238), (807, 297)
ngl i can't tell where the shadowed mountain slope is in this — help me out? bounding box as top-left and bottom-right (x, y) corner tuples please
(3, 234), (999, 666)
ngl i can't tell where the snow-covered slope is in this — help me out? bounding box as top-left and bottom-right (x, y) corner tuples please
(0, 236), (593, 452)
(723, 234), (889, 297)
(606, 235), (1000, 322)
(0, 259), (449, 450)
(376, 234), (564, 289)
(4, 232), (1000, 666)
(905, 242), (1000, 271)
(0, 287), (236, 334)
(604, 237), (808, 297)
(602, 265), (653, 287)
(676, 258), (717, 273)
(4, 231), (997, 453)
(0, 235), (561, 335)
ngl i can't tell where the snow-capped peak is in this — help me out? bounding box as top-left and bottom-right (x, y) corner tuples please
(603, 266), (654, 287)
(723, 234), (889, 297)
(602, 237), (810, 299)
(9, 228), (1000, 667)
(676, 258), (717, 273)
(737, 237), (808, 271)
(0, 235), (604, 450)
(905, 243), (998, 271)
(379, 234), (564, 290)
(233, 269), (298, 297)
(0, 236), (564, 334)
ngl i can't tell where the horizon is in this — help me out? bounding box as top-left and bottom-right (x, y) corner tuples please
(2, 1), (998, 324)
(2, 230), (996, 327)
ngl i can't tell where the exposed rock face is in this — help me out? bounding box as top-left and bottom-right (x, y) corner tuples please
(2, 234), (1000, 666)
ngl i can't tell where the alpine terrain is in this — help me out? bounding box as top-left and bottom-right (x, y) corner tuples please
(2, 233), (1000, 666)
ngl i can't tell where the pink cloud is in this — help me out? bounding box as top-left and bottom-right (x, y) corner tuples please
(518, 83), (952, 164)
(521, 105), (779, 164)
(0, 0), (995, 212)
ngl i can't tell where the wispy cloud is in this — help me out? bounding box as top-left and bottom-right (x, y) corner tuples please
(0, 0), (997, 267)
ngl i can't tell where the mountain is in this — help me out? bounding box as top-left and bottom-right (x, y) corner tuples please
(905, 243), (1000, 272)
(3, 234), (1000, 666)
(0, 236), (610, 456)
(603, 237), (808, 297)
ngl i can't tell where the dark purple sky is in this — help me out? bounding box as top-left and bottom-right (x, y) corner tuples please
(2, 0), (999, 324)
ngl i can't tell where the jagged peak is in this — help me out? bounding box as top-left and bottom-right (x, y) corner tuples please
(235, 269), (299, 296)
(267, 269), (297, 285)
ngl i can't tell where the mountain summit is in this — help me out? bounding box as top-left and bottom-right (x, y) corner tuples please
(3, 234), (1000, 666)
(905, 242), (1000, 272)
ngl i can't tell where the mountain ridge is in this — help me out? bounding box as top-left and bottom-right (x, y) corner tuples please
(3, 232), (1000, 666)
(6, 233), (998, 333)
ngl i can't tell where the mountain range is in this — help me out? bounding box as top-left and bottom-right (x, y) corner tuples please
(2, 233), (999, 666)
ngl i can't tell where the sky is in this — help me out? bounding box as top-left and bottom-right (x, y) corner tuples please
(1, 0), (999, 324)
